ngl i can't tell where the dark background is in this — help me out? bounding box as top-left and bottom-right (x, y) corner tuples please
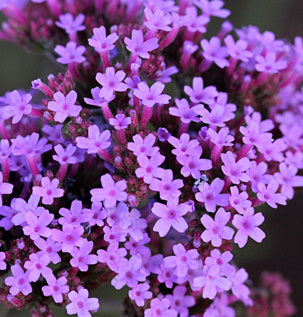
(0, 1), (303, 316)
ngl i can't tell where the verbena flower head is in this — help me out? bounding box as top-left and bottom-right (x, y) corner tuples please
(0, 0), (300, 316)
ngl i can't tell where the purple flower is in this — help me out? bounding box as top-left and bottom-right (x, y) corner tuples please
(96, 67), (127, 101)
(229, 186), (252, 214)
(224, 35), (253, 62)
(0, 252), (7, 270)
(246, 161), (269, 193)
(195, 0), (230, 18)
(48, 90), (82, 123)
(127, 133), (159, 157)
(97, 241), (127, 273)
(275, 163), (303, 199)
(83, 202), (107, 227)
(70, 240), (98, 272)
(134, 81), (171, 107)
(182, 6), (209, 34)
(204, 293), (235, 317)
(109, 113), (131, 130)
(53, 144), (78, 165)
(151, 199), (189, 237)
(11, 132), (51, 156)
(166, 286), (195, 317)
(54, 41), (86, 64)
(88, 26), (119, 53)
(201, 207), (234, 247)
(184, 77), (218, 105)
(129, 282), (152, 307)
(2, 90), (32, 124)
(52, 224), (84, 253)
(193, 265), (231, 300)
(164, 243), (200, 278)
(5, 264), (32, 296)
(205, 249), (234, 277)
(124, 29), (159, 59)
(23, 210), (54, 240)
(169, 98), (201, 123)
(24, 253), (52, 282)
(144, 7), (172, 31)
(255, 51), (287, 73)
(208, 127), (234, 146)
(34, 237), (62, 264)
(111, 256), (146, 289)
(58, 200), (86, 227)
(42, 275), (69, 303)
(201, 36), (230, 68)
(90, 173), (127, 208)
(230, 268), (252, 305)
(0, 171), (13, 206)
(135, 152), (165, 184)
(56, 13), (86, 34)
(177, 149), (212, 179)
(221, 151), (250, 184)
(66, 288), (99, 317)
(76, 125), (111, 154)
(32, 177), (64, 205)
(145, 298), (178, 317)
(232, 207), (266, 248)
(149, 169), (183, 200)
(195, 178), (230, 212)
(168, 133), (200, 159)
(257, 179), (287, 208)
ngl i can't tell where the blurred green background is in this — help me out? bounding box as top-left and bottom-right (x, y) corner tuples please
(1, 1), (303, 316)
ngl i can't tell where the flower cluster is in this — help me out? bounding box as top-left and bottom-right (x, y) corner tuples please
(0, 0), (301, 316)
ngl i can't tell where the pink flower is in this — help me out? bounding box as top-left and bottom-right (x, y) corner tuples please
(232, 207), (266, 248)
(164, 243), (200, 278)
(42, 275), (69, 303)
(0, 171), (13, 206)
(257, 179), (287, 208)
(124, 29), (159, 59)
(166, 286), (195, 317)
(66, 288), (99, 317)
(24, 253), (52, 282)
(96, 67), (127, 101)
(134, 81), (171, 107)
(221, 151), (250, 184)
(129, 282), (152, 307)
(201, 36), (230, 68)
(145, 298), (178, 317)
(111, 256), (146, 289)
(23, 210), (54, 240)
(195, 178), (230, 212)
(109, 113), (131, 130)
(32, 177), (64, 205)
(54, 41), (86, 64)
(2, 90), (32, 124)
(76, 125), (111, 154)
(53, 144), (78, 165)
(184, 77), (218, 105)
(127, 133), (159, 157)
(149, 169), (183, 201)
(90, 174), (127, 208)
(56, 13), (86, 34)
(201, 207), (234, 247)
(135, 152), (165, 184)
(152, 199), (190, 237)
(88, 26), (119, 53)
(5, 264), (32, 296)
(70, 240), (98, 272)
(47, 90), (82, 123)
